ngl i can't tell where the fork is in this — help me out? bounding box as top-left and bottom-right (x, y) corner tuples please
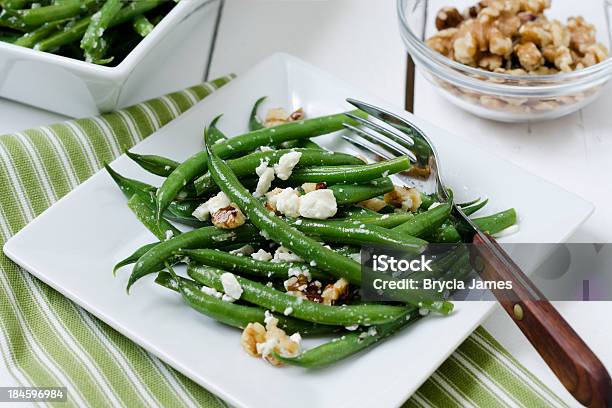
(343, 98), (612, 408)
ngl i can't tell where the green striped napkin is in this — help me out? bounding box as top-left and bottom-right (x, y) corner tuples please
(0, 76), (567, 408)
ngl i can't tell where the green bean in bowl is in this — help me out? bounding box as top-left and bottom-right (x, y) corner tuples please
(0, 0), (175, 65)
(109, 98), (518, 368)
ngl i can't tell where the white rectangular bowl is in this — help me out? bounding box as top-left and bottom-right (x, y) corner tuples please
(0, 0), (221, 118)
(3, 54), (594, 408)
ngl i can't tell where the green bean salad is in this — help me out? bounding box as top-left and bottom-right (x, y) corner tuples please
(109, 98), (518, 368)
(0, 0), (174, 65)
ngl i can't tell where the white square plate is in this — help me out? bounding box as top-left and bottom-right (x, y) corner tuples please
(4, 54), (593, 408)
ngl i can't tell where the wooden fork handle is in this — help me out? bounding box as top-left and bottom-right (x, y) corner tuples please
(471, 233), (612, 408)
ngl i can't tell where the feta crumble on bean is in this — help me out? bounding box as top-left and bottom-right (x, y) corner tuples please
(274, 151), (302, 180)
(220, 272), (243, 300)
(251, 249), (273, 261)
(299, 189), (337, 219)
(192, 191), (231, 221)
(273, 246), (303, 263)
(268, 187), (300, 218)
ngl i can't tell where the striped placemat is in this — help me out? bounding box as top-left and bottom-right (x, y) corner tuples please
(0, 76), (567, 408)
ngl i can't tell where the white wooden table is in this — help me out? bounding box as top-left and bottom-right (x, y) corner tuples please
(1, 1), (610, 406)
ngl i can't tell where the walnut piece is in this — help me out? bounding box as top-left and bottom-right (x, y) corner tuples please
(241, 313), (301, 366)
(436, 7), (464, 30)
(383, 186), (422, 212)
(321, 278), (349, 306)
(211, 205), (246, 229)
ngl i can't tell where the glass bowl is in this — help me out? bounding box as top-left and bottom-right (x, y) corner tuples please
(397, 0), (612, 122)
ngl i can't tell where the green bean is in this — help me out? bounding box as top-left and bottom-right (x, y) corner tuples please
(194, 148), (364, 195)
(127, 194), (180, 241)
(80, 0), (121, 62)
(276, 313), (420, 368)
(208, 114), (226, 144)
(132, 14), (153, 37)
(336, 212), (415, 229)
(203, 130), (363, 285)
(155, 271), (336, 336)
(328, 178), (394, 205)
(287, 156), (410, 185)
(472, 208), (517, 235)
(249, 96), (266, 131)
(127, 224), (259, 291)
(337, 206), (379, 218)
(125, 151), (179, 177)
(36, 0), (165, 52)
(178, 249), (328, 281)
(462, 198), (489, 216)
(188, 265), (410, 326)
(1, 0), (30, 10)
(106, 163), (205, 227)
(158, 110), (367, 219)
(113, 242), (159, 276)
(392, 203), (451, 238)
(18, 0), (97, 27)
(288, 219), (427, 252)
(457, 197), (481, 208)
(105, 163), (155, 197)
(0, 10), (31, 31)
(429, 222), (462, 243)
(13, 18), (67, 47)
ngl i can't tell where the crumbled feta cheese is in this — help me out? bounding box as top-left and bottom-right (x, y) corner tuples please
(255, 159), (270, 176)
(254, 167), (275, 197)
(256, 337), (278, 357)
(274, 152), (302, 180)
(264, 310), (278, 326)
(201, 286), (223, 299)
(309, 260), (317, 267)
(299, 189), (337, 219)
(273, 247), (304, 263)
(221, 294), (236, 303)
(367, 327), (378, 337)
(283, 307), (293, 316)
(229, 244), (254, 257)
(260, 146), (273, 152)
(192, 191), (231, 221)
(268, 188), (300, 218)
(260, 230), (271, 240)
(345, 325), (359, 331)
(288, 267), (311, 281)
(289, 333), (302, 344)
(220, 272), (243, 300)
(251, 249), (273, 262)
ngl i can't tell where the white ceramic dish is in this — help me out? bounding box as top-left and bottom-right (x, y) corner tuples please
(0, 0), (221, 118)
(3, 54), (594, 408)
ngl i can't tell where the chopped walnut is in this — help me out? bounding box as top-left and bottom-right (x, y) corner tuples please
(321, 278), (349, 306)
(359, 198), (387, 212)
(264, 107), (305, 127)
(383, 186), (422, 212)
(211, 205), (246, 229)
(427, 0), (608, 75)
(241, 322), (266, 357)
(515, 42), (544, 71)
(301, 182), (327, 194)
(436, 7), (464, 30)
(241, 313), (301, 366)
